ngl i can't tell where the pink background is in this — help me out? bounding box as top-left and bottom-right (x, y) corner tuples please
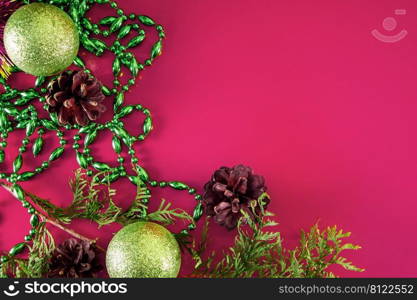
(1, 0), (417, 277)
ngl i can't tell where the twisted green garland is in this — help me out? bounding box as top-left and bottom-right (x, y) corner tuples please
(0, 0), (203, 266)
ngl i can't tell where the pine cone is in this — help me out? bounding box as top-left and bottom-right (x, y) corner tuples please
(47, 238), (102, 278)
(45, 70), (106, 126)
(203, 165), (268, 230)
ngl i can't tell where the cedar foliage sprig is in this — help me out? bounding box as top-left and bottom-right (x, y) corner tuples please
(1, 223), (55, 278)
(189, 194), (363, 278)
(25, 169), (194, 228)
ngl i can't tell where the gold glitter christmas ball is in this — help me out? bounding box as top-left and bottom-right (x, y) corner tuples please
(4, 3), (79, 76)
(106, 221), (181, 278)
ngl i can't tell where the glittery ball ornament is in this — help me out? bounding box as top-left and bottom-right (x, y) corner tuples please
(106, 222), (181, 278)
(4, 3), (79, 76)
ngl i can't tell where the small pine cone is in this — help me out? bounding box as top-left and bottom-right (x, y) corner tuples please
(45, 70), (106, 126)
(47, 238), (102, 278)
(203, 165), (268, 230)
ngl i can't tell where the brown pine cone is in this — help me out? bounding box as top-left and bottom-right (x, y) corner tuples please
(47, 238), (102, 278)
(45, 70), (106, 126)
(203, 165), (268, 230)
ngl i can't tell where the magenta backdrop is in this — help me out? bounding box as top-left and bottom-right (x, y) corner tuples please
(1, 0), (417, 277)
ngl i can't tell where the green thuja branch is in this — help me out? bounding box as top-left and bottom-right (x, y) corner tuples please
(262, 224), (363, 278)
(115, 182), (151, 226)
(24, 170), (133, 225)
(24, 169), (193, 228)
(66, 170), (120, 225)
(23, 223), (56, 278)
(189, 194), (363, 278)
(24, 192), (70, 224)
(0, 223), (55, 278)
(145, 199), (194, 226)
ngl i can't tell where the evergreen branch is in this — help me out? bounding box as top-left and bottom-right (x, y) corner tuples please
(23, 223), (55, 278)
(116, 182), (151, 226)
(189, 195), (363, 278)
(41, 215), (104, 251)
(0, 223), (55, 278)
(25, 191), (72, 224)
(0, 182), (104, 251)
(144, 199), (194, 226)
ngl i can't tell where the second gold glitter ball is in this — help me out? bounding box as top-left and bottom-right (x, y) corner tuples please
(106, 221), (181, 278)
